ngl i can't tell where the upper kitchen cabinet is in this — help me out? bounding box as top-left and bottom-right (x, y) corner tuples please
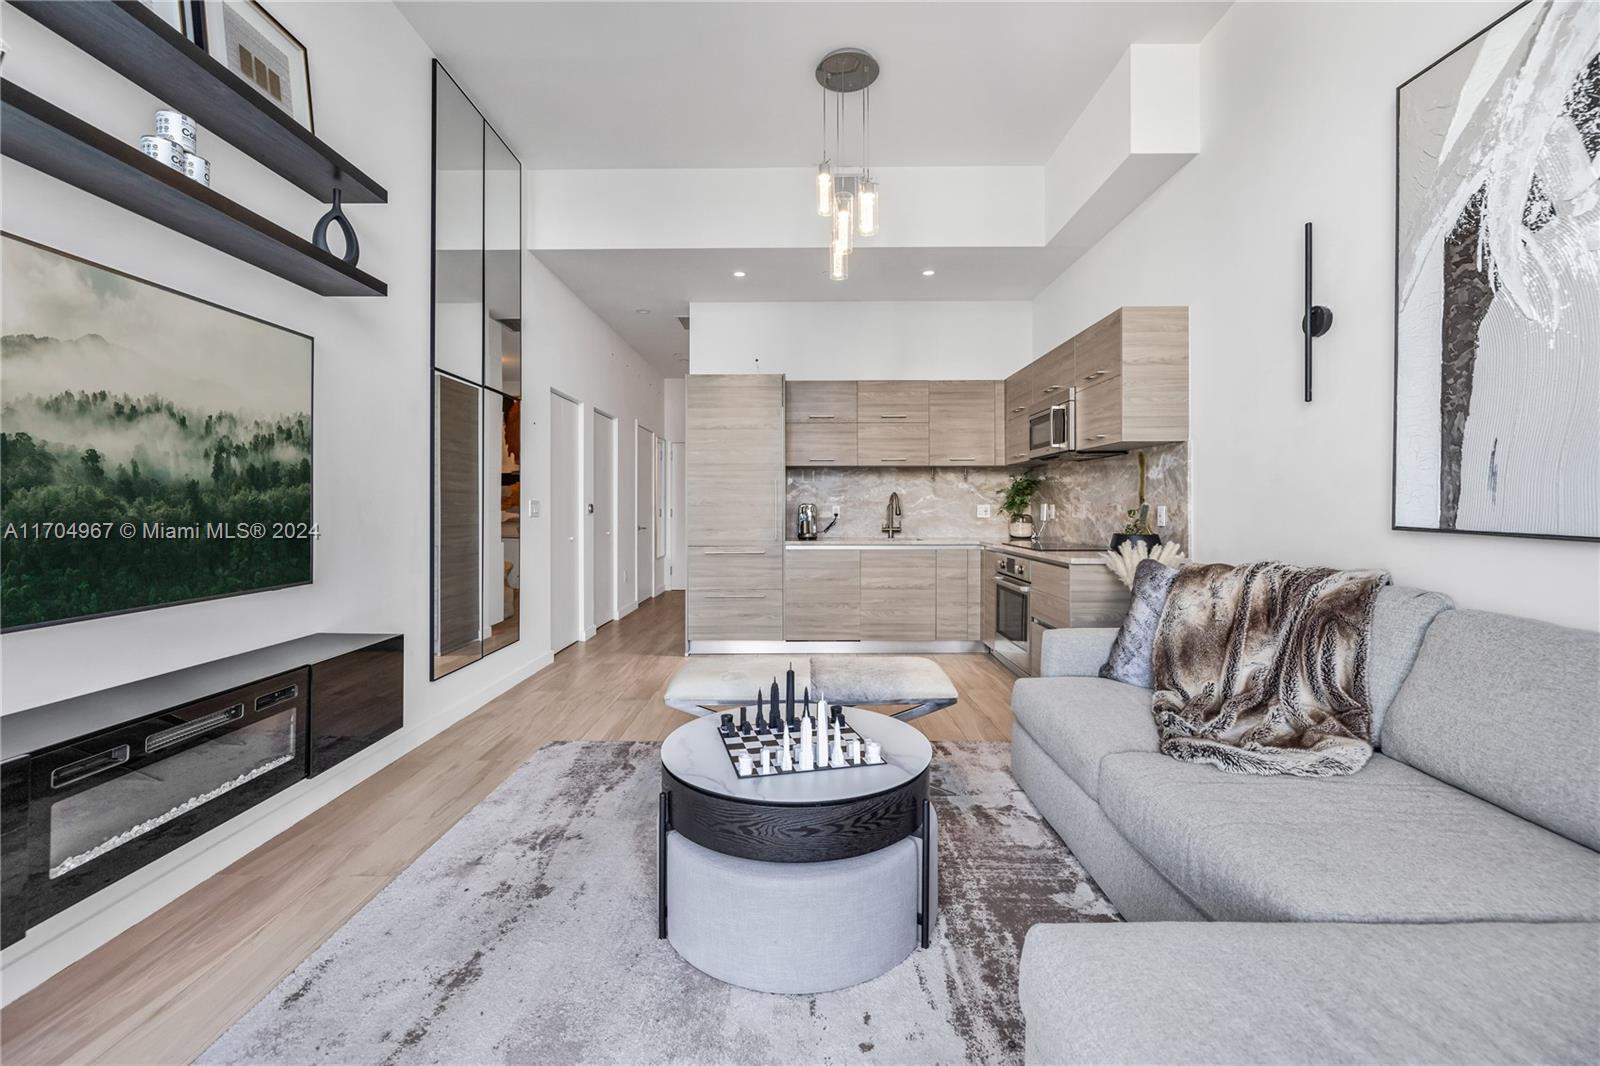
(1003, 364), (1033, 420)
(1075, 307), (1189, 451)
(858, 381), (930, 422)
(928, 381), (999, 466)
(1032, 340), (1074, 412)
(687, 375), (786, 545)
(786, 380), (857, 423)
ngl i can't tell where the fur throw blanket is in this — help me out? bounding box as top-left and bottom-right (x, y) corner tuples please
(1150, 561), (1390, 777)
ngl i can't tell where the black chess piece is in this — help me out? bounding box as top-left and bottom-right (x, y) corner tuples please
(739, 706), (751, 735)
(719, 713), (735, 737)
(756, 690), (765, 724)
(770, 679), (781, 717)
(755, 704), (768, 733)
(785, 664), (796, 721)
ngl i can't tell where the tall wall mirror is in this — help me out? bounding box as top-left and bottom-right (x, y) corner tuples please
(431, 61), (523, 680)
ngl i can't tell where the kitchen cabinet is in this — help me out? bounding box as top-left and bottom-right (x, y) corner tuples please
(1004, 412), (1029, 465)
(928, 381), (997, 466)
(1004, 363), (1034, 420)
(857, 380), (929, 423)
(980, 550), (1000, 645)
(861, 550), (935, 641)
(1073, 307), (1188, 451)
(1064, 563), (1134, 627)
(785, 423), (858, 467)
(935, 549), (974, 640)
(686, 374), (785, 640)
(786, 380), (857, 423)
(1030, 561), (1071, 628)
(1033, 339), (1074, 412)
(785, 550), (860, 640)
(858, 422), (930, 466)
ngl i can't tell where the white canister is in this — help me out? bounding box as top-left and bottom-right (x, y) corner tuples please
(139, 135), (186, 173)
(153, 110), (196, 153)
(181, 151), (211, 187)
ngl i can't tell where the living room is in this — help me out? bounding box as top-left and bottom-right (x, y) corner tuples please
(1, 1), (1596, 1063)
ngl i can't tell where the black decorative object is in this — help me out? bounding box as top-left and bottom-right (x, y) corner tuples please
(1109, 532), (1162, 553)
(312, 186), (359, 265)
(738, 707), (751, 735)
(718, 714), (735, 738)
(785, 664), (796, 720)
(1301, 221), (1333, 403)
(770, 679), (781, 717)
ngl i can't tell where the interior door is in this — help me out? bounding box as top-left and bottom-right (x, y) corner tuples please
(550, 393), (582, 652)
(636, 426), (654, 603)
(592, 411), (616, 628)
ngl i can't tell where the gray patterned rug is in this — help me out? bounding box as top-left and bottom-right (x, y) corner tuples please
(202, 741), (1116, 1065)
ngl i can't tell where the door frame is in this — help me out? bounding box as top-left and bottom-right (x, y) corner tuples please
(550, 389), (584, 653)
(592, 408), (618, 631)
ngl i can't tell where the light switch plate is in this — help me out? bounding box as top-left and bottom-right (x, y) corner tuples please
(529, 500), (540, 518)
(1156, 505), (1168, 528)
(831, 504), (841, 517)
(976, 504), (992, 518)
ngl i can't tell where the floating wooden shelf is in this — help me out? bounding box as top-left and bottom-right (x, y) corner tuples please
(11, 0), (387, 205)
(1, 80), (387, 297)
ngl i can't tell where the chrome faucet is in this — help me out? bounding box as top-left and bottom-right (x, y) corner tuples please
(882, 491), (903, 539)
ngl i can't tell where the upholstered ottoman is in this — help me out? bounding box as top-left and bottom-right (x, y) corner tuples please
(665, 655), (956, 722)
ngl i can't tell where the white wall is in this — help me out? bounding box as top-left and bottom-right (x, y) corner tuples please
(0, 2), (661, 998)
(1031, 1), (1599, 630)
(524, 257), (665, 630)
(690, 301), (1032, 379)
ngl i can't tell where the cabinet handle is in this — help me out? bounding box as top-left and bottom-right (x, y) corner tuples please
(806, 414), (835, 420)
(1089, 434), (1108, 441)
(878, 457), (909, 463)
(808, 458), (837, 463)
(1012, 452), (1027, 458)
(948, 457), (976, 462)
(703, 548), (765, 555)
(1085, 369), (1108, 379)
(878, 414), (908, 419)
(704, 592), (767, 600)
(1042, 385), (1061, 393)
(1010, 405), (1027, 413)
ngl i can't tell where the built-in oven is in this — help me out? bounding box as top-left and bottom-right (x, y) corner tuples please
(1026, 391), (1076, 459)
(992, 555), (1033, 675)
(26, 669), (308, 925)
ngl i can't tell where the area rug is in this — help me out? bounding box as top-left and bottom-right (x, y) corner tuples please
(202, 741), (1117, 1065)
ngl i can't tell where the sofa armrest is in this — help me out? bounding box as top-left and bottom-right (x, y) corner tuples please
(1037, 627), (1118, 678)
(1019, 921), (1600, 1065)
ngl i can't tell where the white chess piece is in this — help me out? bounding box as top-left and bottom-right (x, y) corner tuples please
(780, 735), (794, 772)
(737, 751), (753, 777)
(799, 714), (813, 762)
(760, 747), (772, 775)
(817, 714), (829, 765)
(865, 739), (883, 765)
(849, 737), (862, 765)
(799, 738), (814, 771)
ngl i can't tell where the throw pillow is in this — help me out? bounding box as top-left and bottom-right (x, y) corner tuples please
(1099, 559), (1177, 688)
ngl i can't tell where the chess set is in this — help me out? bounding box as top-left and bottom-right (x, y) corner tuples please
(717, 666), (884, 779)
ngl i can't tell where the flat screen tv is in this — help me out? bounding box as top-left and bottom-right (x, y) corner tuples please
(1, 234), (313, 631)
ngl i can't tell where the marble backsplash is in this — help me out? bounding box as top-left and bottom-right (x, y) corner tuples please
(786, 444), (1190, 548)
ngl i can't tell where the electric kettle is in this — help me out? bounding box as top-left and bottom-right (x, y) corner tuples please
(797, 503), (819, 540)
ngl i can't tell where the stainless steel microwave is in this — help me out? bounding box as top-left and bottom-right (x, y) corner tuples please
(1027, 392), (1075, 458)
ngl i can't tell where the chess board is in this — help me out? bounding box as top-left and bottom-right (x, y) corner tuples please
(719, 718), (875, 779)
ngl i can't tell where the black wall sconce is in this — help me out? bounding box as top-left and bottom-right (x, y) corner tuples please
(1301, 221), (1334, 402)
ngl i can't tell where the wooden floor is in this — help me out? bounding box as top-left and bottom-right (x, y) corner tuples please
(0, 592), (1018, 1064)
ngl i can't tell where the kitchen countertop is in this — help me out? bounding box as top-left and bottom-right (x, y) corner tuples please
(784, 538), (1111, 566)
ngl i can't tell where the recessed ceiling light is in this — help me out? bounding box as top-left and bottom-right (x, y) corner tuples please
(635, 308), (651, 315)
(921, 269), (936, 277)
(732, 270), (746, 278)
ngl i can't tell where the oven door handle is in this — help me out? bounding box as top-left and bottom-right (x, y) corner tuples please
(50, 745), (132, 790)
(995, 576), (1031, 594)
(144, 703), (246, 755)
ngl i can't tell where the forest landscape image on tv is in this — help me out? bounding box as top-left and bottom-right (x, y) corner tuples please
(1, 234), (313, 631)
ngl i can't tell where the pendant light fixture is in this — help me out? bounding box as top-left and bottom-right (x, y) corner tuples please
(814, 48), (880, 278)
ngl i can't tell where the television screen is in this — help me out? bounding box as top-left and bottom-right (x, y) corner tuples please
(1, 234), (313, 631)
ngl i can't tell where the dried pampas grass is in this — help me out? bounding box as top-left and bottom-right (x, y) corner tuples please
(1099, 540), (1187, 589)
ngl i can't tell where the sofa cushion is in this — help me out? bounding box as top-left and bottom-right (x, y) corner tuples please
(1020, 921), (1600, 1065)
(1366, 585), (1452, 744)
(1098, 752), (1600, 923)
(1011, 677), (1158, 800)
(1382, 609), (1600, 851)
(1098, 559), (1176, 688)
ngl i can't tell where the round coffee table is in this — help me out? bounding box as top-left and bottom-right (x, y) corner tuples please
(657, 706), (938, 993)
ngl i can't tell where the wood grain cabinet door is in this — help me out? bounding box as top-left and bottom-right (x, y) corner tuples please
(1076, 378), (1122, 452)
(1034, 340), (1075, 411)
(785, 423), (858, 467)
(1004, 412), (1029, 465)
(785, 550), (860, 639)
(928, 381), (996, 466)
(1004, 368), (1031, 421)
(687, 374), (785, 544)
(857, 380), (929, 422)
(785, 380), (857, 423)
(687, 590), (784, 640)
(1075, 310), (1123, 391)
(980, 550), (1000, 644)
(935, 549), (970, 639)
(861, 550), (936, 640)
(857, 422), (930, 466)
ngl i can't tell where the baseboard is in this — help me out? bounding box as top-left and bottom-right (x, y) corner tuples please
(687, 640), (986, 655)
(620, 600), (639, 618)
(0, 649), (555, 1005)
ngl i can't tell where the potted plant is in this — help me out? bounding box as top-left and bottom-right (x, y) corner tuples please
(999, 473), (1042, 540)
(1109, 451), (1163, 552)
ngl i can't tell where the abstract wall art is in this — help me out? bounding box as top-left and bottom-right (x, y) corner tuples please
(0, 235), (313, 630)
(1394, 0), (1599, 541)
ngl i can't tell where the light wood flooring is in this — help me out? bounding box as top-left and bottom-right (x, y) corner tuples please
(0, 592), (1018, 1065)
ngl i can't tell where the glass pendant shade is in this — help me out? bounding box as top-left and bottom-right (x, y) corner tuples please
(856, 177), (879, 237)
(829, 238), (849, 281)
(832, 190), (854, 256)
(816, 164), (834, 217)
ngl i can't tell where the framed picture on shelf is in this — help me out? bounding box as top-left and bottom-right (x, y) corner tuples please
(136, 0), (190, 37)
(195, 0), (314, 132)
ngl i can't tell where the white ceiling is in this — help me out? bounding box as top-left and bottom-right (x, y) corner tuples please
(399, 2), (1228, 169)
(534, 245), (1078, 375)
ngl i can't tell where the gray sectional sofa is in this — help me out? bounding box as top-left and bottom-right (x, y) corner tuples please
(1011, 586), (1600, 1064)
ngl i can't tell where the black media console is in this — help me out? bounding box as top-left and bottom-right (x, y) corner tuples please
(0, 633), (402, 949)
